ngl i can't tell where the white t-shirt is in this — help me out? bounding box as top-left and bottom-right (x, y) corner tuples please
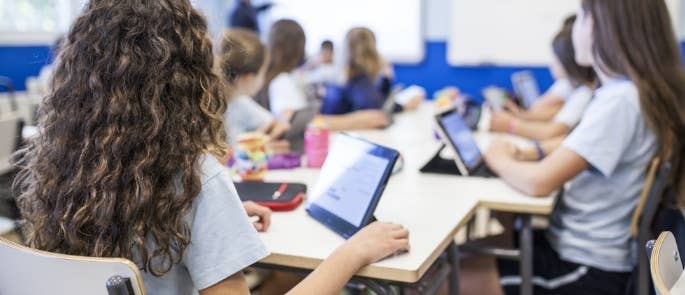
(141, 155), (269, 294)
(269, 72), (308, 117)
(547, 79), (656, 272)
(225, 95), (274, 145)
(547, 78), (574, 101)
(553, 85), (593, 128)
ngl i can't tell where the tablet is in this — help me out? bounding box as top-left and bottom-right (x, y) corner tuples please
(306, 134), (399, 238)
(283, 106), (318, 152)
(434, 108), (485, 176)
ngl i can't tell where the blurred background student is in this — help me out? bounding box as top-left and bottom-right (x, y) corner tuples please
(229, 0), (274, 33)
(218, 28), (290, 154)
(321, 27), (423, 115)
(256, 19), (390, 131)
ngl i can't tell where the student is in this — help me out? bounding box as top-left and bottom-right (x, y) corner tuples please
(13, 1), (410, 295)
(499, 16), (594, 123)
(302, 40), (341, 85)
(218, 28), (289, 153)
(489, 15), (597, 142)
(483, 0), (685, 293)
(228, 0), (273, 33)
(320, 27), (422, 115)
(257, 19), (390, 130)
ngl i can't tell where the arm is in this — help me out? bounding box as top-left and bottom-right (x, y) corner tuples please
(490, 112), (570, 140)
(515, 136), (566, 162)
(485, 139), (588, 197)
(287, 222), (409, 295)
(200, 273), (250, 295)
(317, 111), (389, 131)
(515, 94), (564, 121)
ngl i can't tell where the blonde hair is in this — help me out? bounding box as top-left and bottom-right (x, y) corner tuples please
(345, 27), (383, 80)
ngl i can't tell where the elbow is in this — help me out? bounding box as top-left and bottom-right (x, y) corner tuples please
(522, 177), (556, 197)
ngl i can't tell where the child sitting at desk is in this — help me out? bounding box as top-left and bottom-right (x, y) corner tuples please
(320, 27), (423, 115)
(256, 19), (390, 130)
(489, 15), (597, 145)
(218, 28), (290, 154)
(483, 0), (685, 293)
(13, 1), (410, 294)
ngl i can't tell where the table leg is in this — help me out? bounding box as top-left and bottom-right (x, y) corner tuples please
(519, 215), (533, 295)
(447, 241), (460, 295)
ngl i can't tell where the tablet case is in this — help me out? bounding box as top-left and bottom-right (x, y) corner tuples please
(235, 182), (306, 211)
(419, 145), (462, 176)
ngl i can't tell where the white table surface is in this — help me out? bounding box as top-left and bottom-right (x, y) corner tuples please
(258, 103), (556, 282)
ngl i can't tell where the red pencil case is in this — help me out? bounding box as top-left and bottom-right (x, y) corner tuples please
(235, 181), (306, 211)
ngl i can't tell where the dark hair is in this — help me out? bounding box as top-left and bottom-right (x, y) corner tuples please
(255, 19), (306, 110)
(219, 28), (266, 85)
(582, 0), (685, 206)
(263, 19), (306, 87)
(321, 40), (334, 51)
(14, 0), (227, 277)
(552, 15), (597, 88)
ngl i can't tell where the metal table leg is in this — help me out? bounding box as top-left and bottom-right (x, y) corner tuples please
(447, 241), (460, 295)
(519, 215), (533, 295)
(357, 278), (396, 295)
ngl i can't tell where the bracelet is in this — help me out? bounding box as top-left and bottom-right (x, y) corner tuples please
(507, 119), (518, 134)
(533, 141), (545, 161)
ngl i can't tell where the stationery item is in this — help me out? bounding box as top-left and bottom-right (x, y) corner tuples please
(235, 132), (270, 181)
(236, 181), (306, 211)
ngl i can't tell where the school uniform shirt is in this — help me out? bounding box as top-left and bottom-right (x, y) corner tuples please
(547, 78), (574, 101)
(553, 85), (593, 128)
(269, 72), (308, 117)
(547, 79), (656, 272)
(320, 74), (389, 115)
(225, 95), (274, 145)
(141, 155), (269, 295)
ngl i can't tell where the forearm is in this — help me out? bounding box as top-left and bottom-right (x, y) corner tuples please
(287, 246), (365, 295)
(513, 121), (569, 141)
(516, 136), (566, 162)
(488, 156), (551, 196)
(517, 96), (563, 121)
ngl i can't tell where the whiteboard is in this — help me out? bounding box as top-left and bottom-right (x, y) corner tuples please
(448, 0), (683, 66)
(268, 0), (423, 63)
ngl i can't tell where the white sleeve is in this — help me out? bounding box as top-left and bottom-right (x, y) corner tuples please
(269, 74), (308, 116)
(547, 78), (574, 101)
(553, 86), (593, 128)
(562, 92), (642, 177)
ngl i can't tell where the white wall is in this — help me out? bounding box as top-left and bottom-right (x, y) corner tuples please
(423, 0), (450, 41)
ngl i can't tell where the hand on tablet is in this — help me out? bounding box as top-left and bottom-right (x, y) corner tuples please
(489, 111), (515, 132)
(243, 201), (272, 232)
(342, 222), (410, 265)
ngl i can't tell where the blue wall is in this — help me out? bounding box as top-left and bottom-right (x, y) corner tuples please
(0, 46), (52, 91)
(0, 41), (554, 97)
(394, 41), (554, 100)
(3, 40), (685, 98)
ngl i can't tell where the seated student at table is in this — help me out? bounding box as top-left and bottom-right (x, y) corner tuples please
(495, 16), (594, 124)
(320, 27), (422, 115)
(489, 15), (597, 142)
(483, 0), (685, 293)
(302, 40), (341, 85)
(218, 28), (290, 154)
(13, 1), (410, 295)
(256, 19), (390, 130)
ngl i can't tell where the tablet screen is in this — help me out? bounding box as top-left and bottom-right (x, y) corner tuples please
(309, 135), (393, 227)
(438, 111), (482, 170)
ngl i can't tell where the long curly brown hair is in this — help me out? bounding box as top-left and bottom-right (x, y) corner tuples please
(13, 0), (227, 276)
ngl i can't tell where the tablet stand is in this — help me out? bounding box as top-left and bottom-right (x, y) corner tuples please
(419, 144), (463, 176)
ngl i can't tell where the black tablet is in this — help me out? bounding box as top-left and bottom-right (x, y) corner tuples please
(282, 106), (318, 152)
(306, 134), (399, 239)
(434, 108), (485, 176)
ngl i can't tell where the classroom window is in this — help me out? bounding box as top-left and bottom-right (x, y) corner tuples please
(0, 0), (86, 33)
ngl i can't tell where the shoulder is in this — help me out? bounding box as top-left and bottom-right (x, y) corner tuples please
(591, 80), (640, 113)
(198, 155), (231, 187)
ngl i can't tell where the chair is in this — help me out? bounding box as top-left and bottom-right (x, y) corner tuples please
(0, 236), (146, 295)
(632, 158), (671, 295)
(649, 231), (685, 295)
